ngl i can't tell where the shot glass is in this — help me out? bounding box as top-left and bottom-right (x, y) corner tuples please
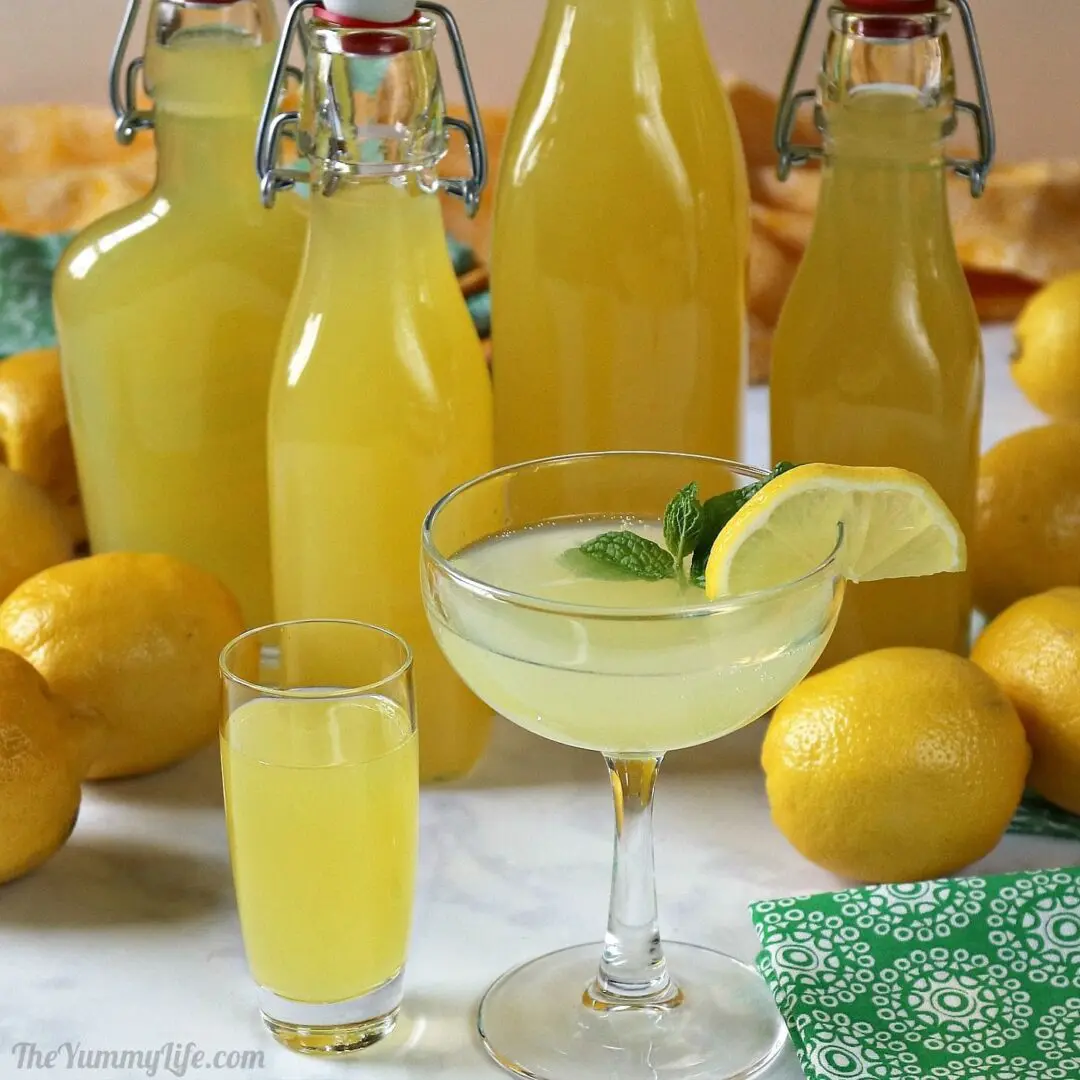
(220, 619), (418, 1055)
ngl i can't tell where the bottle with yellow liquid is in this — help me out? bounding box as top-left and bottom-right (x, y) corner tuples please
(53, 0), (307, 628)
(770, 0), (994, 666)
(491, 0), (750, 466)
(257, 0), (494, 781)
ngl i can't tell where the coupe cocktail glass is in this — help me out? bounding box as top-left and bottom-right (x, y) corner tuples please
(421, 452), (846, 1080)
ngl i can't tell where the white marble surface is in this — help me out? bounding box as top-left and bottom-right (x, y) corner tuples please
(0, 326), (1073, 1080)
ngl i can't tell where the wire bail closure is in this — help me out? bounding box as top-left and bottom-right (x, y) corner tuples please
(108, 0), (303, 146)
(108, 0), (154, 144)
(255, 0), (488, 215)
(773, 0), (996, 197)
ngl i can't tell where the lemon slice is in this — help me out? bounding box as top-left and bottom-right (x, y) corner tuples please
(704, 464), (967, 599)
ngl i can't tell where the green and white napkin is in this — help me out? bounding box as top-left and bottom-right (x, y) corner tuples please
(752, 867), (1080, 1079)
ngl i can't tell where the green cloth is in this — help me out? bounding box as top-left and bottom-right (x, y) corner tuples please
(0, 232), (74, 358)
(446, 235), (478, 277)
(751, 867), (1080, 1080)
(1010, 795), (1080, 843)
(467, 289), (491, 338)
(0, 229), (489, 360)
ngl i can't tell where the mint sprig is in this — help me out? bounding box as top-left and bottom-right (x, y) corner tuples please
(570, 463), (798, 587)
(664, 483), (704, 585)
(579, 531), (675, 581)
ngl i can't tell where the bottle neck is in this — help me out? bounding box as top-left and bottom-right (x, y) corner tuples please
(154, 108), (262, 199)
(528, 0), (713, 121)
(143, 0), (279, 201)
(537, 0), (708, 60)
(299, 17), (447, 194)
(816, 144), (951, 226)
(302, 175), (449, 280)
(824, 93), (949, 172)
(543, 0), (704, 28)
(802, 9), (961, 262)
(818, 8), (957, 165)
(813, 104), (956, 263)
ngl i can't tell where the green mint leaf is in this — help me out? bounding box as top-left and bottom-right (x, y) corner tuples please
(579, 531), (675, 582)
(663, 482), (704, 568)
(689, 462), (799, 586)
(558, 547), (643, 581)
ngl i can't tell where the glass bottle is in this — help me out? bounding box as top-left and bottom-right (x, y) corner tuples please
(54, 0), (307, 628)
(770, 0), (994, 666)
(257, 0), (494, 782)
(491, 0), (750, 466)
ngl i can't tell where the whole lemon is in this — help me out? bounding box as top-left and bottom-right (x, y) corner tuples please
(972, 588), (1080, 815)
(0, 462), (73, 601)
(0, 553), (244, 779)
(974, 423), (1080, 618)
(763, 648), (1030, 884)
(0, 349), (84, 543)
(0, 648), (83, 885)
(1012, 272), (1080, 421)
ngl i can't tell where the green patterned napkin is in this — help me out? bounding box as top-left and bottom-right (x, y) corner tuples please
(1010, 795), (1080, 843)
(752, 868), (1080, 1079)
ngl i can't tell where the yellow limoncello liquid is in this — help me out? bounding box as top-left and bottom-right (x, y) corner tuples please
(491, 0), (749, 466)
(221, 694), (417, 1003)
(54, 27), (306, 627)
(430, 520), (841, 755)
(270, 178), (494, 782)
(770, 92), (982, 667)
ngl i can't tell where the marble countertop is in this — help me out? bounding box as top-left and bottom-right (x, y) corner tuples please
(1, 326), (1074, 1080)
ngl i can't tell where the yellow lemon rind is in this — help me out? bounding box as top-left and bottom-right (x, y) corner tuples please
(704, 464), (966, 600)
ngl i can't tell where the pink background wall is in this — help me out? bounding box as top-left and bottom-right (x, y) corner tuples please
(0, 1), (1073, 163)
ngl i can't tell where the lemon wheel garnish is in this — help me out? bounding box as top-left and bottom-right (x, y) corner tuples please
(704, 464), (966, 599)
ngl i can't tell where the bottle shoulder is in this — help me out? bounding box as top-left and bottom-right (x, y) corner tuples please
(55, 190), (306, 302)
(274, 282), (487, 396)
(57, 192), (161, 262)
(502, 49), (740, 181)
(771, 256), (983, 391)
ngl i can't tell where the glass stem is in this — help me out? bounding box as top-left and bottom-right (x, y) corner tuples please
(587, 755), (681, 1007)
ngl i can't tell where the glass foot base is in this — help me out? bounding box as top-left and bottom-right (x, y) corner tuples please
(478, 942), (786, 1080)
(258, 969), (403, 1056)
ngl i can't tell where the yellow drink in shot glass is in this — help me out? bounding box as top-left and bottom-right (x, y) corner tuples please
(219, 620), (418, 1055)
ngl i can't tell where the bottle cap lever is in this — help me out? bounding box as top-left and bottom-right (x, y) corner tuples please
(774, 0), (995, 198)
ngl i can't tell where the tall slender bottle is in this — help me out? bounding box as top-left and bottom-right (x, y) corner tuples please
(54, 0), (307, 627)
(770, 0), (994, 667)
(491, 0), (750, 466)
(257, 0), (494, 782)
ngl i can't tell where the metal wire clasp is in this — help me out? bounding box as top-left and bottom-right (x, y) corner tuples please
(422, 1), (488, 217)
(256, 0), (488, 215)
(108, 0), (154, 144)
(774, 0), (996, 198)
(108, 0), (303, 147)
(255, 0), (311, 208)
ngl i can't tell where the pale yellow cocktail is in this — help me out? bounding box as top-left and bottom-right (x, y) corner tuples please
(221, 694), (417, 1004)
(220, 619), (417, 1056)
(436, 519), (837, 755)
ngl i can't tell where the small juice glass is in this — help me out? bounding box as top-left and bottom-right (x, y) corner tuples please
(220, 619), (418, 1055)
